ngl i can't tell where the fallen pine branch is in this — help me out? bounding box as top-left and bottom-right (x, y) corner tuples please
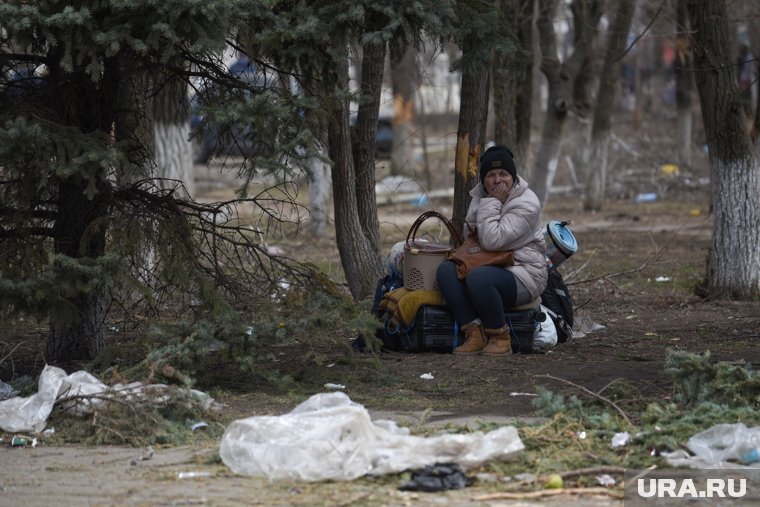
(537, 374), (632, 426)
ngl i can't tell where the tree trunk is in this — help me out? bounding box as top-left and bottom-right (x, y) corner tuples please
(583, 0), (637, 211)
(675, 0), (694, 168)
(513, 0), (537, 169)
(687, 0), (760, 300)
(533, 0), (601, 206)
(570, 0), (595, 116)
(452, 35), (491, 232)
(493, 0), (535, 160)
(307, 140), (330, 238)
(153, 75), (194, 197)
(390, 42), (418, 176)
(325, 53), (383, 300)
(352, 36), (385, 253)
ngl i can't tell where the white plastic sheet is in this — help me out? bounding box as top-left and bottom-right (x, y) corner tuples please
(664, 422), (760, 469)
(0, 365), (213, 433)
(219, 391), (525, 481)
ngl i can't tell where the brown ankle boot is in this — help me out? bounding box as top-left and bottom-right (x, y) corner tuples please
(454, 322), (487, 354)
(483, 325), (512, 355)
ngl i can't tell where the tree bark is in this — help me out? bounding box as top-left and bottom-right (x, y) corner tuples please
(452, 35), (491, 232)
(352, 35), (385, 253)
(390, 42), (418, 177)
(687, 0), (760, 300)
(153, 75), (194, 197)
(325, 52), (383, 300)
(675, 0), (694, 168)
(583, 0), (637, 211)
(493, 0), (535, 168)
(307, 139), (330, 238)
(533, 0), (601, 206)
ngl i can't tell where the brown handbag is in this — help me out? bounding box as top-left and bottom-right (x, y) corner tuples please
(449, 230), (515, 280)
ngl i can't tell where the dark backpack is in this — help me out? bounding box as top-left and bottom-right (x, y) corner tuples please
(540, 269), (574, 343)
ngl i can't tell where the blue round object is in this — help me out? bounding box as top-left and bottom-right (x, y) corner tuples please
(547, 221), (578, 255)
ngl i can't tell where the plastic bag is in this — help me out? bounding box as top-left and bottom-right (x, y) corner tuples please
(0, 365), (214, 433)
(533, 305), (558, 352)
(219, 392), (524, 481)
(664, 423), (760, 469)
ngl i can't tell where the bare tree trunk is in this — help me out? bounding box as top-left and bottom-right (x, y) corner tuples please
(307, 140), (330, 238)
(153, 76), (194, 197)
(352, 36), (385, 253)
(325, 53), (383, 300)
(514, 0), (537, 169)
(390, 42), (418, 176)
(570, 0), (595, 116)
(583, 0), (637, 211)
(494, 0), (535, 164)
(675, 0), (694, 168)
(533, 0), (601, 206)
(452, 36), (491, 231)
(687, 0), (760, 300)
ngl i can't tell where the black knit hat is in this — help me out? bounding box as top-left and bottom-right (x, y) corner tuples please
(479, 145), (517, 185)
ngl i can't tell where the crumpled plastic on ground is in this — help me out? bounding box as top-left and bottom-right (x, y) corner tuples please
(219, 391), (524, 481)
(398, 462), (474, 492)
(664, 422), (760, 469)
(0, 364), (214, 433)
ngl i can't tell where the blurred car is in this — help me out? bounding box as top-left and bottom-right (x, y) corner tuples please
(349, 114), (394, 160)
(190, 57), (273, 163)
(374, 117), (393, 158)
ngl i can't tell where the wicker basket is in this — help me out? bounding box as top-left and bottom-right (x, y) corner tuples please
(403, 211), (462, 291)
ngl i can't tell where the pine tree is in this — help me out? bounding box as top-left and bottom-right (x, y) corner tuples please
(0, 1), (314, 364)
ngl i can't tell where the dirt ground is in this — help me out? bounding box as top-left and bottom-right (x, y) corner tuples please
(3, 150), (760, 505)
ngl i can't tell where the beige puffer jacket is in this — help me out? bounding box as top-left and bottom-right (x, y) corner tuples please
(464, 176), (548, 299)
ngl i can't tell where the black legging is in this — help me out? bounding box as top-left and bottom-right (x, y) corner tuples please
(436, 261), (529, 329)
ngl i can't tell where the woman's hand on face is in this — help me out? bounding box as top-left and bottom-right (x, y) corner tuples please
(483, 169), (513, 203)
(489, 181), (509, 203)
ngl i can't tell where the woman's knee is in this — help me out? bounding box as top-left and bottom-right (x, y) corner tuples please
(436, 260), (457, 280)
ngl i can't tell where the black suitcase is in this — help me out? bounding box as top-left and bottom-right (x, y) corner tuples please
(379, 305), (540, 354)
(378, 305), (460, 353)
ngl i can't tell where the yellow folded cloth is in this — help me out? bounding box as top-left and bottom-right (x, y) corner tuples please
(377, 287), (445, 331)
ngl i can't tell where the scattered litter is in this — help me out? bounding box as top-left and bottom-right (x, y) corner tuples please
(634, 192), (657, 203)
(323, 383), (345, 390)
(611, 432), (630, 448)
(42, 428), (55, 435)
(31, 437), (38, 448)
(661, 163), (679, 176)
(245, 326), (254, 336)
(654, 276), (671, 282)
(509, 392), (537, 397)
(689, 208), (701, 217)
(596, 474), (616, 487)
(219, 392), (524, 481)
(514, 472), (536, 482)
(0, 365), (216, 433)
(177, 471), (213, 479)
(577, 431), (587, 440)
(326, 363), (336, 368)
(11, 436), (28, 447)
(191, 421), (208, 431)
(398, 463), (474, 492)
(420, 373), (434, 380)
(665, 422), (760, 469)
